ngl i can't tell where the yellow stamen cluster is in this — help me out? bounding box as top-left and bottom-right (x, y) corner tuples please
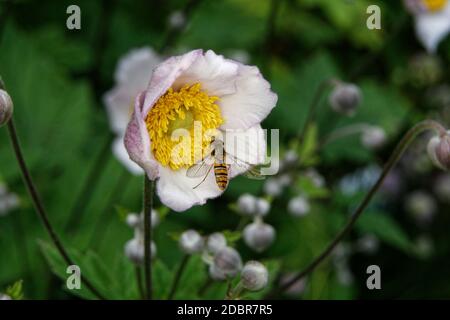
(145, 83), (223, 170)
(422, 0), (447, 11)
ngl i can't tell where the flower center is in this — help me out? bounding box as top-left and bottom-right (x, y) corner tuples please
(145, 83), (223, 170)
(422, 0), (447, 11)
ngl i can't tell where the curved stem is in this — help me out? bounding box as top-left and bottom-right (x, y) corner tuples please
(270, 120), (446, 297)
(168, 254), (190, 300)
(143, 177), (154, 300)
(6, 119), (106, 300)
(319, 123), (372, 147)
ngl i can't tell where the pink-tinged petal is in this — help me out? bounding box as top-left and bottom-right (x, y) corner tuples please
(174, 50), (240, 96)
(124, 92), (159, 180)
(219, 65), (278, 130)
(142, 49), (203, 116)
(112, 137), (144, 175)
(223, 125), (267, 178)
(156, 165), (222, 212)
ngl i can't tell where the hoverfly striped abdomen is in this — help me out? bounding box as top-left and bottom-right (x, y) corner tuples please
(213, 163), (229, 191)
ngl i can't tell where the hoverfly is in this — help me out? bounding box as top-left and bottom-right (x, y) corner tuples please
(186, 138), (265, 190)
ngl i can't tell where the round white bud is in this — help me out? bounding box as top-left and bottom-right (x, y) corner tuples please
(428, 132), (450, 171)
(282, 150), (299, 167)
(126, 213), (141, 228)
(208, 263), (227, 281)
(168, 10), (186, 29)
(405, 191), (436, 225)
(0, 293), (11, 300)
(213, 247), (243, 278)
(263, 178), (283, 197)
(0, 89), (13, 127)
(434, 174), (450, 203)
(243, 220), (276, 253)
(329, 83), (362, 116)
(236, 193), (257, 215)
(287, 196), (310, 217)
(361, 126), (386, 149)
(124, 238), (156, 265)
(179, 229), (204, 254)
(255, 198), (270, 216)
(206, 232), (227, 254)
(241, 261), (269, 291)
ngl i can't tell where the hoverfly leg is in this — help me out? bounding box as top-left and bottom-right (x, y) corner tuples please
(193, 165), (214, 189)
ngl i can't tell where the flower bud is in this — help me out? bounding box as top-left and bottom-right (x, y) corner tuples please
(243, 220), (276, 252)
(263, 178), (283, 197)
(206, 232), (227, 254)
(255, 198), (270, 216)
(0, 89), (13, 127)
(0, 293), (11, 300)
(287, 196), (310, 217)
(405, 191), (436, 225)
(124, 238), (156, 265)
(282, 150), (299, 168)
(208, 263), (227, 281)
(126, 213), (141, 228)
(428, 132), (450, 171)
(236, 193), (257, 215)
(241, 261), (268, 291)
(434, 174), (450, 203)
(356, 234), (379, 254)
(179, 229), (204, 254)
(361, 126), (386, 149)
(213, 247), (242, 278)
(329, 83), (362, 116)
(168, 11), (186, 29)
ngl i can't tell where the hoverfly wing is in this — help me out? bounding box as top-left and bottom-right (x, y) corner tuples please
(186, 155), (213, 178)
(226, 153), (266, 180)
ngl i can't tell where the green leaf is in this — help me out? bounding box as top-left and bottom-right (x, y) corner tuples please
(356, 212), (414, 253)
(6, 280), (24, 300)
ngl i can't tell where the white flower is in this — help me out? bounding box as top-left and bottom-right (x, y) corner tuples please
(125, 50), (277, 211)
(404, 0), (450, 53)
(104, 47), (163, 174)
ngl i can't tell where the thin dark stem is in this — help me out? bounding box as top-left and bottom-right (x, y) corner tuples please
(268, 120), (446, 298)
(168, 254), (190, 300)
(135, 266), (144, 300)
(6, 119), (106, 300)
(143, 177), (154, 300)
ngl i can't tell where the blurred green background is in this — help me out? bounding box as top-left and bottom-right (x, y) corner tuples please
(1, 0), (450, 299)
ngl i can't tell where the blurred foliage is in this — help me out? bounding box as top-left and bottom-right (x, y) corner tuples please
(0, 0), (450, 300)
